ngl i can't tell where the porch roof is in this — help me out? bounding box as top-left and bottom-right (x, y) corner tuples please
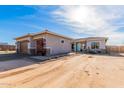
(73, 37), (108, 43)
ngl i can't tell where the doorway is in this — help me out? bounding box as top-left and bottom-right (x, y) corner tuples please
(36, 38), (46, 56)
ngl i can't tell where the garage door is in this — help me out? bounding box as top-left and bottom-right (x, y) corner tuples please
(20, 41), (28, 54)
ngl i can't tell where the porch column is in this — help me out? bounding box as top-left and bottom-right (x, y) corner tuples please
(74, 42), (77, 52)
(27, 38), (31, 54)
(28, 38), (36, 55)
(16, 41), (21, 54)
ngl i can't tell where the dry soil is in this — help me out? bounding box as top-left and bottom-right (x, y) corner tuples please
(0, 54), (124, 88)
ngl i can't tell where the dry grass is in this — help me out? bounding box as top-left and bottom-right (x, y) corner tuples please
(0, 51), (16, 54)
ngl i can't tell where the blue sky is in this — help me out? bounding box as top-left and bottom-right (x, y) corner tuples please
(0, 6), (78, 45)
(0, 5), (124, 45)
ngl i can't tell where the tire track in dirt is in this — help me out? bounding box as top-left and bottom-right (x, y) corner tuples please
(61, 55), (97, 87)
(0, 54), (77, 80)
(16, 62), (65, 86)
(0, 54), (124, 87)
(39, 55), (90, 88)
(0, 59), (66, 87)
(0, 55), (81, 87)
(18, 55), (88, 87)
(0, 67), (37, 79)
(87, 57), (105, 88)
(16, 55), (79, 87)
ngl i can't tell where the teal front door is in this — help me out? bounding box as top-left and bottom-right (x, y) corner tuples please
(76, 43), (81, 52)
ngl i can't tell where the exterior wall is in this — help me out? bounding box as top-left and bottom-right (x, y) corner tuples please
(86, 39), (106, 50)
(16, 34), (47, 55)
(45, 34), (72, 55)
(85, 39), (106, 53)
(28, 38), (36, 55)
(16, 37), (32, 54)
(32, 34), (47, 55)
(16, 42), (20, 53)
(15, 31), (107, 55)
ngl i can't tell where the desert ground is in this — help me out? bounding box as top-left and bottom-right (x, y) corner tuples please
(0, 53), (124, 88)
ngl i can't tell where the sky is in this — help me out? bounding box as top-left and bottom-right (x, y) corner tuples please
(0, 5), (124, 45)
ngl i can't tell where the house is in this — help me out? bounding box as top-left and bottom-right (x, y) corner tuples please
(15, 30), (73, 55)
(15, 30), (108, 55)
(72, 37), (108, 53)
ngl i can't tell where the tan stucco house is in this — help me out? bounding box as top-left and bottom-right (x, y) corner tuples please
(15, 30), (108, 55)
(72, 37), (107, 53)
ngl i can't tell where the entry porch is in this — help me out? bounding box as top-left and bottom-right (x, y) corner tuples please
(72, 41), (87, 53)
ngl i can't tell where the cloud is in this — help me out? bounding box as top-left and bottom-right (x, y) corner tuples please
(52, 5), (124, 45)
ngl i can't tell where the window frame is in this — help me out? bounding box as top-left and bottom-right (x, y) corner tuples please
(61, 40), (65, 43)
(91, 42), (100, 49)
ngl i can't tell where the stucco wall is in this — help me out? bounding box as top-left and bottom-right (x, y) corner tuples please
(86, 39), (106, 50)
(45, 34), (72, 55)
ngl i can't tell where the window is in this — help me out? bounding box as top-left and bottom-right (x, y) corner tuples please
(61, 40), (64, 43)
(91, 42), (99, 49)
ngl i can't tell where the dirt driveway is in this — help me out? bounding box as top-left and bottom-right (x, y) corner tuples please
(0, 54), (124, 88)
(0, 53), (35, 72)
(0, 59), (35, 72)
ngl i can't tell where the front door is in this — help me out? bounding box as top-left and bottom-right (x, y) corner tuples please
(36, 38), (46, 55)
